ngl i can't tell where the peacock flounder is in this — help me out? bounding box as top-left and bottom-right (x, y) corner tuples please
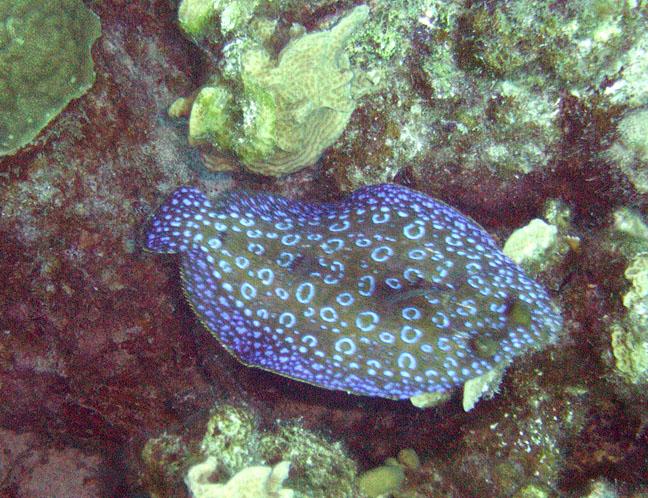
(146, 184), (562, 402)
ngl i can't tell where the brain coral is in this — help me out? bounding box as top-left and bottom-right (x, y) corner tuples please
(0, 0), (101, 156)
(186, 5), (371, 176)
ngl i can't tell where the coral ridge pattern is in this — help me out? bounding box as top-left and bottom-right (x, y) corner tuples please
(186, 5), (370, 176)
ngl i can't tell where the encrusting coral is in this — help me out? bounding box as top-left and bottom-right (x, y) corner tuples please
(607, 209), (648, 387)
(0, 0), (101, 156)
(610, 252), (648, 385)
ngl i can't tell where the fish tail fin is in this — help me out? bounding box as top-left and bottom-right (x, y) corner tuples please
(145, 187), (212, 254)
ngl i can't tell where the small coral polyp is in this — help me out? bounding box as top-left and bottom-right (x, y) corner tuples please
(180, 5), (371, 176)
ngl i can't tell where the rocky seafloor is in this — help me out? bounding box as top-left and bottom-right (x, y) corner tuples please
(1, 0), (647, 496)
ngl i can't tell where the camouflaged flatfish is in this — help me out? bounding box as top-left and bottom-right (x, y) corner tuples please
(145, 184), (562, 400)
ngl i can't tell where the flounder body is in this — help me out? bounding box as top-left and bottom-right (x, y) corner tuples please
(146, 184), (562, 400)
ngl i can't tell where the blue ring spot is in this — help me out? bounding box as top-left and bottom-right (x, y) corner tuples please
(432, 311), (450, 328)
(275, 221), (293, 231)
(445, 235), (464, 247)
(235, 256), (250, 269)
(302, 335), (318, 347)
(408, 248), (426, 260)
(437, 337), (453, 351)
(466, 262), (482, 273)
(400, 325), (423, 344)
(322, 238), (344, 254)
(355, 311), (379, 332)
(247, 242), (265, 255)
(371, 245), (393, 262)
(276, 252), (295, 267)
(358, 275), (376, 297)
(398, 352), (417, 370)
(403, 267), (424, 282)
(336, 292), (355, 306)
(257, 268), (274, 285)
(444, 356), (459, 368)
(467, 275), (486, 290)
(329, 260), (345, 273)
(296, 282), (315, 304)
(303, 307), (315, 318)
(329, 220), (351, 232)
(335, 338), (356, 354)
(372, 212), (390, 224)
(241, 283), (257, 300)
(279, 312), (296, 327)
(208, 238), (222, 250)
(246, 229), (263, 238)
(281, 234), (300, 246)
(385, 277), (401, 289)
(402, 307), (421, 321)
(379, 331), (395, 344)
(320, 307), (338, 323)
(403, 222), (425, 240)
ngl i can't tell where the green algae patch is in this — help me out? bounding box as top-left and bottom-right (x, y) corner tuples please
(0, 0), (101, 157)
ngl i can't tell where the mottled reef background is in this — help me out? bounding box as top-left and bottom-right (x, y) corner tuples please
(1, 0), (647, 497)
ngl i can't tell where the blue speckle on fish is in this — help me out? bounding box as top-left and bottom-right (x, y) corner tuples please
(145, 184), (562, 400)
